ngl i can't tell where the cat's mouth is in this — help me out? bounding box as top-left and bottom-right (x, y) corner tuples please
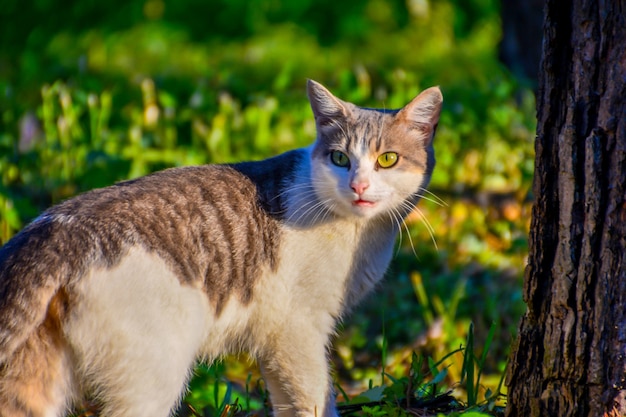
(352, 198), (377, 208)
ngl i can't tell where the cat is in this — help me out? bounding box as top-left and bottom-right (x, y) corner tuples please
(0, 79), (442, 417)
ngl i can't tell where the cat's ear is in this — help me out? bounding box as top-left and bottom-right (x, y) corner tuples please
(398, 86), (443, 144)
(307, 80), (349, 127)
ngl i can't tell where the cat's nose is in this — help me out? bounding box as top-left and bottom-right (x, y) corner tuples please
(350, 182), (369, 195)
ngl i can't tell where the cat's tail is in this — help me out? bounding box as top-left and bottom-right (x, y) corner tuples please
(0, 217), (77, 365)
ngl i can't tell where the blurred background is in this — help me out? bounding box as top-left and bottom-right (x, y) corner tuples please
(0, 0), (541, 413)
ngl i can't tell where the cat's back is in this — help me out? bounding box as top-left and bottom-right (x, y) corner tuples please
(2, 164), (277, 280)
(46, 164), (263, 228)
(0, 163), (285, 361)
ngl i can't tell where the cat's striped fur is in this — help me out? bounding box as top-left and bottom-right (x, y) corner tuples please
(0, 80), (442, 417)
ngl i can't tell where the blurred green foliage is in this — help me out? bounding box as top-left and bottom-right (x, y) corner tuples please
(0, 0), (535, 413)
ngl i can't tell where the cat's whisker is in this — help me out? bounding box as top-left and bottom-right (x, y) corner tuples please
(288, 197), (334, 225)
(327, 118), (349, 140)
(414, 194), (446, 207)
(310, 199), (334, 225)
(286, 198), (320, 224)
(402, 201), (438, 251)
(333, 117), (359, 151)
(392, 206), (419, 259)
(276, 178), (325, 192)
(288, 174), (327, 184)
(387, 209), (405, 257)
(389, 209), (402, 241)
(376, 107), (386, 150)
(272, 182), (332, 220)
(271, 183), (317, 202)
(417, 187), (448, 207)
(312, 201), (336, 225)
(275, 178), (329, 200)
(317, 202), (336, 224)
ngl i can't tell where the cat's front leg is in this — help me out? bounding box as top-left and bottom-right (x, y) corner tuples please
(258, 331), (338, 417)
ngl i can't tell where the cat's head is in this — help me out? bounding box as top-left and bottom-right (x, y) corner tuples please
(307, 79), (442, 220)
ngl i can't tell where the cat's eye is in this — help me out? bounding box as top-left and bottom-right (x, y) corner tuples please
(330, 151), (350, 168)
(377, 152), (399, 168)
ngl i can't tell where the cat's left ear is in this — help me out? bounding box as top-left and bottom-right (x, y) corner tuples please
(307, 79), (350, 128)
(398, 87), (443, 144)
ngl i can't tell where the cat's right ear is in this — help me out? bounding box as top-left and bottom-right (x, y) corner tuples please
(397, 86), (443, 146)
(307, 80), (349, 127)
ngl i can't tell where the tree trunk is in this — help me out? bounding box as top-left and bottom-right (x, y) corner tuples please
(498, 0), (543, 85)
(506, 1), (626, 416)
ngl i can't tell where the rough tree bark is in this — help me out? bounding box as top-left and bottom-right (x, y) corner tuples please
(498, 0), (543, 84)
(506, 1), (626, 416)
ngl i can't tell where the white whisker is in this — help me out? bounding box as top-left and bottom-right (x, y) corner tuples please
(271, 182), (316, 202)
(288, 196), (334, 225)
(311, 199), (333, 224)
(403, 201), (438, 251)
(287, 197), (321, 223)
(393, 206), (419, 259)
(387, 210), (403, 256)
(415, 194), (446, 207)
(376, 109), (385, 150)
(318, 202), (336, 224)
(417, 187), (448, 207)
(328, 118), (349, 140)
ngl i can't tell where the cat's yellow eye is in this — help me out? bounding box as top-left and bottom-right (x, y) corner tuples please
(377, 152), (398, 168)
(331, 151), (350, 168)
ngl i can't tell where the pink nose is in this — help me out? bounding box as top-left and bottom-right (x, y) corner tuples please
(351, 182), (369, 195)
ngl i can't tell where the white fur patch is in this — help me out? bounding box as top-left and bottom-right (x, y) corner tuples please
(66, 247), (212, 417)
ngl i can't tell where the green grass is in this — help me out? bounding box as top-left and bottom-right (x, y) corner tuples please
(176, 322), (505, 417)
(1, 1), (534, 415)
